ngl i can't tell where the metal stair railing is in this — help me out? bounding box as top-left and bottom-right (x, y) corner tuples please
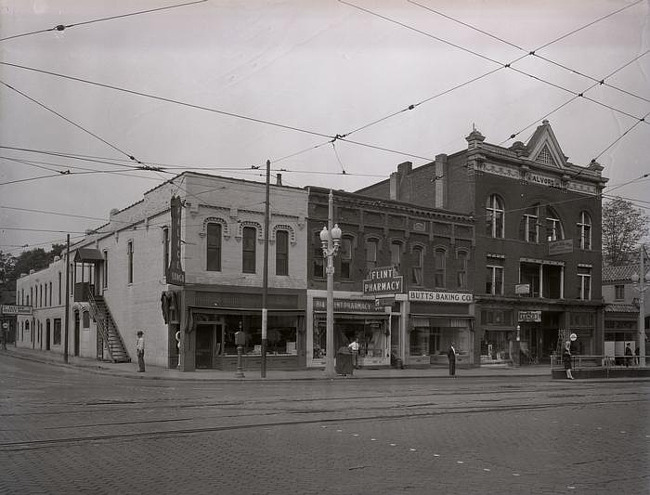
(88, 291), (131, 363)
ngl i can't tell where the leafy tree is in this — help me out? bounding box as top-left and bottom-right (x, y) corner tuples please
(602, 197), (649, 265)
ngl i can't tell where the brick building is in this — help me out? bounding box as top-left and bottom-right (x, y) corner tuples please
(359, 121), (608, 364)
(16, 172), (309, 371)
(306, 187), (474, 368)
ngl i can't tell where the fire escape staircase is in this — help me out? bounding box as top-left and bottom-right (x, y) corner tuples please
(88, 292), (131, 363)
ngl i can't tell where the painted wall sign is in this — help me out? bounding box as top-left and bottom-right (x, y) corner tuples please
(408, 291), (473, 303)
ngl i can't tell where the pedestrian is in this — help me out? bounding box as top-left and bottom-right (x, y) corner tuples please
(136, 331), (145, 372)
(624, 343), (632, 367)
(562, 340), (574, 380)
(447, 343), (457, 377)
(348, 338), (360, 369)
(634, 346), (640, 366)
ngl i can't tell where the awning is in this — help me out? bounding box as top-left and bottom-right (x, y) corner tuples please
(74, 248), (104, 263)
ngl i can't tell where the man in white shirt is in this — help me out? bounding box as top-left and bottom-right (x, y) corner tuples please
(349, 338), (360, 369)
(136, 331), (145, 372)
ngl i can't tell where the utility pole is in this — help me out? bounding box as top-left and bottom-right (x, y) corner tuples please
(636, 246), (647, 367)
(63, 234), (70, 364)
(261, 160), (270, 378)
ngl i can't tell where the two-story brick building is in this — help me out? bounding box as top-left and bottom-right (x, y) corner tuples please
(359, 121), (608, 365)
(307, 187), (475, 368)
(16, 172), (309, 371)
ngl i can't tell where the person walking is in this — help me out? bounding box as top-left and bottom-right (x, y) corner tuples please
(447, 343), (457, 378)
(624, 343), (633, 367)
(348, 338), (360, 369)
(562, 340), (574, 379)
(136, 331), (145, 372)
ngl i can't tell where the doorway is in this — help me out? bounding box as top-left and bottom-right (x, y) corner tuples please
(196, 324), (216, 369)
(74, 310), (80, 357)
(45, 319), (51, 351)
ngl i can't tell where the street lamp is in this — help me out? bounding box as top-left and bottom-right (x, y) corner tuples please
(320, 190), (342, 377)
(631, 249), (649, 367)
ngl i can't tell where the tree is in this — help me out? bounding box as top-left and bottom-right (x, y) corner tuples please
(602, 197), (649, 265)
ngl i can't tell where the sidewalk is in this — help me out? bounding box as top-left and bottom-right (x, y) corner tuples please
(2, 345), (553, 381)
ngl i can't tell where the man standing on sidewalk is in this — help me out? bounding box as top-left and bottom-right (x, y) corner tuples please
(136, 331), (145, 372)
(447, 343), (457, 378)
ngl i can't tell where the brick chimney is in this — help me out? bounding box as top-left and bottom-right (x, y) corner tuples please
(390, 161), (412, 201)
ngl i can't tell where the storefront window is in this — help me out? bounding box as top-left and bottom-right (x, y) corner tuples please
(218, 314), (297, 356)
(312, 316), (388, 360)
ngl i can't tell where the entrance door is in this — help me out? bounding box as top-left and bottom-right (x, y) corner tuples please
(196, 324), (215, 369)
(45, 319), (51, 351)
(74, 311), (81, 357)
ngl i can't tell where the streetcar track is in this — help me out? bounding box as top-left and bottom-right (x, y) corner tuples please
(0, 397), (645, 452)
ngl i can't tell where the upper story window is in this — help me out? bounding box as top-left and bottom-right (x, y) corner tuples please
(102, 251), (108, 289)
(486, 194), (505, 238)
(578, 211), (592, 250)
(162, 227), (170, 276)
(339, 237), (353, 279)
(242, 226), (257, 274)
(614, 284), (624, 300)
(411, 246), (424, 286)
(520, 204), (540, 243)
(390, 241), (402, 268)
(313, 232), (324, 278)
(434, 248), (447, 288)
(486, 256), (504, 295)
(127, 240), (134, 284)
(276, 230), (289, 276)
(365, 238), (379, 272)
(207, 223), (222, 272)
(57, 273), (61, 305)
(49, 282), (52, 306)
(456, 250), (469, 289)
(545, 207), (564, 241)
(577, 266), (592, 301)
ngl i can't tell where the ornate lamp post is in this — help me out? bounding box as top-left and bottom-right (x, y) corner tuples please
(631, 246), (648, 367)
(320, 190), (342, 377)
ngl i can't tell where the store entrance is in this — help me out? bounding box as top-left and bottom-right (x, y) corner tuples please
(539, 311), (562, 363)
(196, 324), (216, 369)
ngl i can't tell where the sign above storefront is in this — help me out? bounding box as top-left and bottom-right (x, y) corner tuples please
(363, 266), (403, 296)
(515, 284), (530, 295)
(408, 291), (473, 303)
(518, 310), (542, 322)
(548, 239), (573, 256)
(1, 305), (32, 316)
(314, 298), (379, 313)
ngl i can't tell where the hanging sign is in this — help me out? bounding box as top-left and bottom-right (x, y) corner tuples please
(167, 195), (185, 286)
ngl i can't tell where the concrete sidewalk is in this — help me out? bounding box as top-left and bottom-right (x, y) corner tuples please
(2, 345), (554, 381)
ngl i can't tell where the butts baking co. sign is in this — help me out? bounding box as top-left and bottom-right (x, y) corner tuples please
(408, 291), (473, 303)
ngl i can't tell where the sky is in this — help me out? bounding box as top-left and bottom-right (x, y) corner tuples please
(1, 0), (649, 255)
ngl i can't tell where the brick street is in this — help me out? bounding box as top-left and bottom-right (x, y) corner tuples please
(0, 356), (648, 494)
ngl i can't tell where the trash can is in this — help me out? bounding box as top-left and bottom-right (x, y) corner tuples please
(335, 346), (354, 375)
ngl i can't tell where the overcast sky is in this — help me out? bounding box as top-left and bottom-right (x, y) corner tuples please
(1, 0), (648, 254)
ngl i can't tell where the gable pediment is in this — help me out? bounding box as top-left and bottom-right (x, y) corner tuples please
(525, 120), (568, 169)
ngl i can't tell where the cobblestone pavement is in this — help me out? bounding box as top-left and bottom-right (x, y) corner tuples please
(0, 356), (648, 494)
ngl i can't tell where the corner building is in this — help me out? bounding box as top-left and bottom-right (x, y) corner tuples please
(359, 121), (607, 365)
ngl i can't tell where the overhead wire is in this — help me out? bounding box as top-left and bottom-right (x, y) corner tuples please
(0, 0), (208, 43)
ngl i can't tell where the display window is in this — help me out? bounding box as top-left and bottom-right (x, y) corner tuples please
(312, 315), (388, 361)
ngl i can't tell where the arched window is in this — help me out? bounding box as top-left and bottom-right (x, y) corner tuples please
(411, 246), (424, 285)
(486, 194), (505, 238)
(207, 223), (222, 271)
(577, 211), (592, 250)
(276, 229), (289, 276)
(242, 226), (256, 273)
(545, 206), (564, 241)
(434, 248), (447, 288)
(456, 250), (469, 289)
(339, 236), (353, 279)
(365, 238), (379, 271)
(390, 241), (402, 268)
(520, 204), (540, 243)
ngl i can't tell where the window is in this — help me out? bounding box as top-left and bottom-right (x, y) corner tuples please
(365, 239), (378, 271)
(207, 223), (222, 272)
(390, 241), (401, 268)
(578, 211), (592, 250)
(457, 250), (468, 289)
(58, 272), (62, 305)
(339, 237), (352, 279)
(520, 205), (539, 243)
(82, 311), (90, 329)
(578, 266), (592, 300)
(242, 226), (256, 273)
(486, 194), (504, 238)
(486, 257), (504, 295)
(276, 230), (289, 276)
(102, 251), (108, 289)
(313, 232), (324, 278)
(163, 227), (170, 275)
(545, 207), (564, 241)
(127, 241), (134, 284)
(49, 282), (52, 306)
(614, 285), (625, 300)
(53, 318), (61, 345)
(411, 246), (423, 285)
(434, 248), (446, 288)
